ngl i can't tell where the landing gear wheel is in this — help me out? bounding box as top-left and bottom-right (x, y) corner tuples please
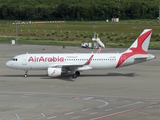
(24, 70), (28, 78)
(72, 74), (77, 78)
(24, 74), (28, 78)
(72, 71), (80, 78)
(75, 71), (80, 76)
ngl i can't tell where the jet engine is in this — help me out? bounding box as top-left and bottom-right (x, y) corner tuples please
(47, 68), (62, 77)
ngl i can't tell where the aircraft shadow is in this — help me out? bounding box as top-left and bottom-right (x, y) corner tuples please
(0, 74), (47, 78)
(79, 73), (136, 77)
(1, 73), (136, 80)
(42, 74), (75, 82)
(0, 74), (74, 82)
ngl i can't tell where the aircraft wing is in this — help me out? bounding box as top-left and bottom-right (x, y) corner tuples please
(48, 54), (94, 70)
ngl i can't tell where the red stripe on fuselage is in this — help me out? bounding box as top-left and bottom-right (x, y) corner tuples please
(116, 30), (152, 68)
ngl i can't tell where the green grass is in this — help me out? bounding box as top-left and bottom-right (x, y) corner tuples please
(0, 20), (160, 48)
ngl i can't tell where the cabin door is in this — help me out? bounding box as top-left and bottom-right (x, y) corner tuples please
(22, 55), (27, 65)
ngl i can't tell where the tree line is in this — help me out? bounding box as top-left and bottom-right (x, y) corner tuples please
(0, 0), (159, 20)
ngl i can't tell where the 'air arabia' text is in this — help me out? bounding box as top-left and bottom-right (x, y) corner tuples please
(28, 56), (64, 62)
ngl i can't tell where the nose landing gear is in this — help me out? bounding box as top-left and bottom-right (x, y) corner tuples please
(24, 70), (28, 78)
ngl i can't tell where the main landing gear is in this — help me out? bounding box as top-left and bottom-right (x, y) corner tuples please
(72, 71), (80, 78)
(24, 70), (28, 78)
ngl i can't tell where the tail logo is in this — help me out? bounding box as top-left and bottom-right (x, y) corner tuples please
(116, 30), (152, 68)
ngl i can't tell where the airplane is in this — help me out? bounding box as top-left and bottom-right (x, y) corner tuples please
(6, 29), (155, 78)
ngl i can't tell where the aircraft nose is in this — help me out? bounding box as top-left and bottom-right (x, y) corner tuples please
(6, 61), (11, 67)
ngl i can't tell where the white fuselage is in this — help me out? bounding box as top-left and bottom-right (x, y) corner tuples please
(6, 53), (154, 71)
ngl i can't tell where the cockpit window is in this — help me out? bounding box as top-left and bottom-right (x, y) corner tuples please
(11, 58), (18, 61)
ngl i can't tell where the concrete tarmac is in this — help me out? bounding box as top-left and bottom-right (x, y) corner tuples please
(0, 44), (160, 120)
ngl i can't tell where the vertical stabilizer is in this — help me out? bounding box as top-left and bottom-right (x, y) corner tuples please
(116, 29), (152, 68)
(126, 29), (152, 54)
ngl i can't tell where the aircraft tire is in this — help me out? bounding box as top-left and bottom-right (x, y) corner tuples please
(75, 71), (80, 76)
(72, 74), (77, 78)
(24, 74), (28, 78)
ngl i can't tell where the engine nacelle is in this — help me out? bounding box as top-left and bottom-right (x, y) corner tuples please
(47, 68), (62, 77)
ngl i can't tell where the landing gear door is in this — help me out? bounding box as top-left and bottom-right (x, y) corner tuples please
(22, 55), (27, 65)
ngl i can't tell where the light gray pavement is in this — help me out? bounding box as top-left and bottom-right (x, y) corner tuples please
(0, 44), (160, 120)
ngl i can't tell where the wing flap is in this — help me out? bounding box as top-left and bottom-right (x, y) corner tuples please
(48, 63), (84, 68)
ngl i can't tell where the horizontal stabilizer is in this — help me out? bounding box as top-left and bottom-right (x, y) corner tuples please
(134, 54), (155, 61)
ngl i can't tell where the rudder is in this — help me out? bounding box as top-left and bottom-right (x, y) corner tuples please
(126, 29), (152, 54)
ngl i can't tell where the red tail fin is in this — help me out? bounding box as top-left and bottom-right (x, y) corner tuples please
(127, 29), (152, 54)
(116, 29), (152, 68)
